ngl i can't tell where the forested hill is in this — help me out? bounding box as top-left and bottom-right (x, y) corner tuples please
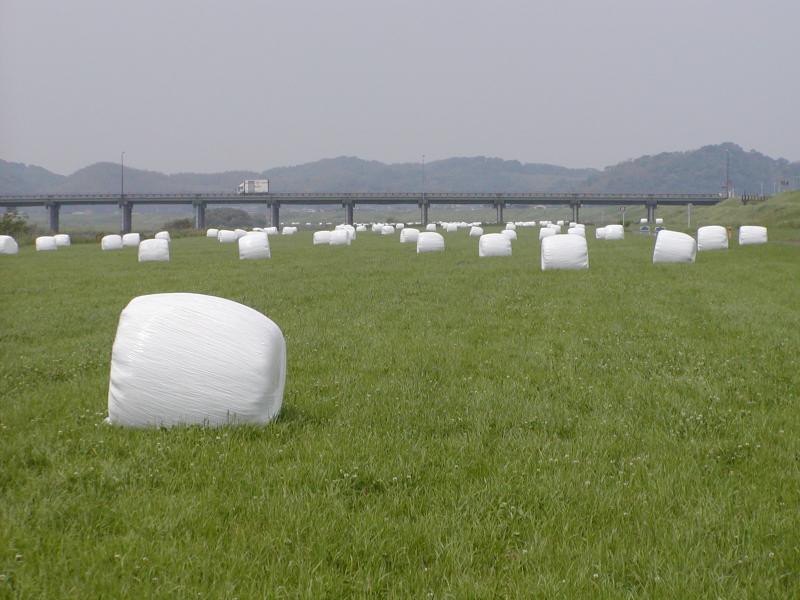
(2, 143), (798, 195)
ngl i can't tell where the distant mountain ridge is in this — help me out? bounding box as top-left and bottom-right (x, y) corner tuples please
(2, 143), (798, 196)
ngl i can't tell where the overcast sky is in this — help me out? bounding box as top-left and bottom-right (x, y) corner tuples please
(1, 0), (798, 175)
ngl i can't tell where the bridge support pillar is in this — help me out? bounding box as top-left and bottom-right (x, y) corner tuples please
(120, 202), (132, 234)
(194, 202), (206, 230)
(345, 203), (354, 226)
(571, 203), (580, 224)
(420, 203), (429, 226)
(5, 205), (18, 215)
(647, 203), (656, 224)
(496, 203), (504, 225)
(271, 203), (280, 228)
(47, 203), (60, 233)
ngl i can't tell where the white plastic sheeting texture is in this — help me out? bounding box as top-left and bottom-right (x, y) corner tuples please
(445, 223), (458, 233)
(400, 228), (420, 243)
(604, 224), (624, 240)
(36, 236), (57, 251)
(655, 218), (664, 224)
(54, 234), (71, 247)
(155, 231), (171, 242)
(282, 227), (297, 235)
(479, 233), (512, 257)
(653, 230), (696, 263)
(469, 226), (483, 238)
(381, 225), (395, 235)
(138, 239), (170, 262)
(313, 231), (332, 245)
(329, 230), (351, 246)
(122, 233), (141, 247)
(395, 223), (405, 230)
(265, 227), (279, 235)
(697, 226), (728, 251)
(501, 229), (517, 240)
(206, 228), (219, 238)
(539, 228), (556, 241)
(739, 226), (767, 245)
(0, 235), (19, 255)
(107, 293), (286, 428)
(417, 232), (445, 253)
(567, 227), (585, 238)
(218, 230), (237, 243)
(541, 234), (589, 271)
(425, 224), (437, 231)
(356, 225), (367, 232)
(505, 223), (517, 230)
(239, 232), (271, 259)
(595, 227), (606, 239)
(101, 235), (123, 250)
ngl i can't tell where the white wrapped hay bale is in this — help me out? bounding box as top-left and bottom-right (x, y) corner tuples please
(155, 231), (171, 242)
(329, 229), (351, 246)
(342, 224), (356, 241)
(395, 223), (405, 230)
(400, 228), (420, 243)
(556, 220), (564, 226)
(640, 218), (648, 224)
(567, 227), (585, 238)
(653, 229), (696, 264)
(505, 223), (516, 231)
(548, 224), (562, 233)
(239, 232), (271, 259)
(0, 235), (19, 255)
(265, 227), (279, 236)
(138, 239), (170, 262)
(381, 225), (395, 235)
(233, 229), (247, 239)
(739, 226), (767, 246)
(122, 233), (141, 247)
(595, 227), (606, 240)
(539, 227), (556, 241)
(218, 230), (236, 243)
(54, 234), (71, 247)
(426, 223), (437, 232)
(101, 234), (123, 251)
(36, 236), (58, 251)
(541, 234), (589, 271)
(313, 231), (332, 245)
(107, 293), (286, 428)
(655, 218), (664, 225)
(206, 228), (219, 238)
(469, 226), (483, 238)
(501, 229), (517, 240)
(281, 227), (297, 236)
(604, 224), (624, 240)
(479, 233), (512, 257)
(697, 225), (728, 251)
(356, 225), (367, 232)
(417, 232), (445, 253)
(445, 223), (458, 233)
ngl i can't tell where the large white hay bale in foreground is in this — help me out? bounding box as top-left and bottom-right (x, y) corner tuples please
(539, 227), (556, 241)
(604, 224), (624, 240)
(739, 226), (767, 245)
(541, 234), (589, 271)
(381, 225), (395, 235)
(653, 230), (696, 263)
(122, 233), (141, 247)
(697, 225), (728, 251)
(0, 235), (19, 255)
(155, 231), (171, 242)
(567, 227), (585, 238)
(400, 228), (420, 243)
(101, 234), (123, 251)
(138, 238), (170, 262)
(218, 230), (236, 243)
(501, 229), (517, 240)
(469, 226), (484, 238)
(54, 234), (71, 247)
(107, 293), (286, 427)
(36, 236), (58, 251)
(417, 232), (445, 253)
(595, 227), (606, 240)
(239, 232), (271, 259)
(206, 228), (219, 238)
(329, 229), (351, 246)
(479, 233), (512, 257)
(426, 223), (437, 232)
(313, 231), (332, 245)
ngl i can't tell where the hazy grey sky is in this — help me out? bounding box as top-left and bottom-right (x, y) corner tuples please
(1, 0), (798, 174)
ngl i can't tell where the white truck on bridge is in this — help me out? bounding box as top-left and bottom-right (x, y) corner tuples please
(237, 180), (269, 194)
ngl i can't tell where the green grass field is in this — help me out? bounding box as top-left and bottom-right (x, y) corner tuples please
(2, 227), (799, 598)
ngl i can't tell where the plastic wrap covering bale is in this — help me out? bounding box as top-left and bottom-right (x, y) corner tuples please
(640, 218), (648, 224)
(122, 233), (141, 247)
(217, 230), (236, 243)
(265, 227), (279, 235)
(153, 231), (170, 242)
(604, 224), (624, 240)
(567, 227), (585, 238)
(233, 229), (247, 239)
(417, 232), (445, 253)
(206, 228), (219, 238)
(313, 231), (332, 245)
(0, 235), (19, 255)
(469, 226), (483, 238)
(138, 239), (170, 262)
(36, 236), (58, 251)
(400, 228), (420, 243)
(239, 232), (271, 259)
(445, 223), (458, 233)
(539, 227), (556, 241)
(653, 230), (696, 264)
(54, 234), (71, 247)
(595, 227), (606, 240)
(395, 223), (405, 230)
(107, 293), (286, 428)
(556, 220), (564, 226)
(501, 229), (517, 240)
(381, 225), (395, 235)
(342, 224), (356, 241)
(697, 225), (728, 251)
(548, 224), (562, 233)
(356, 225), (367, 232)
(101, 234), (123, 251)
(479, 233), (512, 257)
(426, 224), (437, 231)
(505, 223), (516, 231)
(329, 230), (351, 246)
(282, 227), (297, 235)
(739, 226), (767, 246)
(655, 218), (664, 224)
(541, 234), (589, 271)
